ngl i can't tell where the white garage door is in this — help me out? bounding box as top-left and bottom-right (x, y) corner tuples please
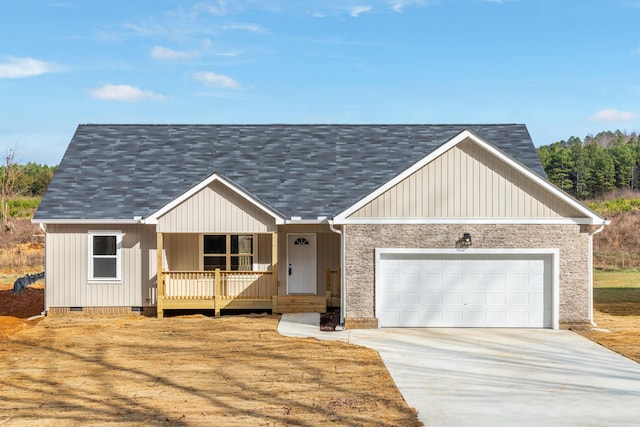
(377, 251), (553, 328)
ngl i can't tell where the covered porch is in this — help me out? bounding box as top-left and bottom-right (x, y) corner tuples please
(155, 231), (341, 318)
(149, 175), (342, 318)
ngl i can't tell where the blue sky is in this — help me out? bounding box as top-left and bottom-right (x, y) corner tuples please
(1, 0), (639, 165)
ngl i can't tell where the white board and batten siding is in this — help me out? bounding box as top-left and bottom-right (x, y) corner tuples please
(158, 180), (277, 233)
(376, 249), (559, 328)
(349, 139), (585, 220)
(45, 224), (158, 309)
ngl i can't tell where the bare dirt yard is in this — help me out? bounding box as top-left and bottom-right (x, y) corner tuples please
(0, 286), (420, 426)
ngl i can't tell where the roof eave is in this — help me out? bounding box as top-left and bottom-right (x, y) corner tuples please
(31, 218), (141, 225)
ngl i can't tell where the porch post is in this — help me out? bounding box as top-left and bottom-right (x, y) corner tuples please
(156, 231), (164, 318)
(271, 232), (278, 294)
(271, 231), (278, 312)
(214, 268), (221, 317)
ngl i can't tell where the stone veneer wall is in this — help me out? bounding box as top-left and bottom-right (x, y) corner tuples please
(344, 224), (591, 328)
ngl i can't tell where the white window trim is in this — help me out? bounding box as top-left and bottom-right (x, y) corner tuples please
(199, 233), (259, 271)
(88, 230), (123, 281)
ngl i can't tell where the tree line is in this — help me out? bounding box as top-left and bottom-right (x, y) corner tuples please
(1, 149), (57, 222)
(537, 130), (640, 199)
(1, 161), (57, 198)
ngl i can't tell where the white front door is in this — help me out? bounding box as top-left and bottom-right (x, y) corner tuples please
(287, 233), (317, 294)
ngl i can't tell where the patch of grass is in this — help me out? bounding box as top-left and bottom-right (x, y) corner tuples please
(594, 288), (640, 304)
(594, 270), (640, 288)
(593, 270), (640, 306)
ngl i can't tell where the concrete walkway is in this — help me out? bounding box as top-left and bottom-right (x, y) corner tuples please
(279, 313), (640, 426)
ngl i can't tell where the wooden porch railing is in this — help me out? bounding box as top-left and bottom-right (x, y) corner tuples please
(157, 269), (275, 317)
(163, 270), (274, 300)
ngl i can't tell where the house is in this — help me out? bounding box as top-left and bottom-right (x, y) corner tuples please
(33, 124), (608, 329)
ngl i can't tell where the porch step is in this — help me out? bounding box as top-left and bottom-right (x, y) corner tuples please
(274, 295), (327, 314)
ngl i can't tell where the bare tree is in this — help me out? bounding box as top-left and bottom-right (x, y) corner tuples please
(1, 147), (17, 228)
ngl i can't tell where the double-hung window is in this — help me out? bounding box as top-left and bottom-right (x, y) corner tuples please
(203, 234), (254, 271)
(88, 231), (122, 281)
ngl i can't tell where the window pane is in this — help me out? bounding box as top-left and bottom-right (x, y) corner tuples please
(231, 256), (253, 271)
(239, 235), (252, 254)
(231, 235), (253, 254)
(204, 256), (226, 271)
(94, 258), (117, 278)
(204, 235), (226, 254)
(93, 236), (116, 256)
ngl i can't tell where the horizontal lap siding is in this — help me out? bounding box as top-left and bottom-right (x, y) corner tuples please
(158, 181), (276, 233)
(45, 224), (157, 309)
(350, 139), (585, 219)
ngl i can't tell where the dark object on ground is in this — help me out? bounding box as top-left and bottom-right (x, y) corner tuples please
(13, 272), (45, 294)
(320, 307), (340, 331)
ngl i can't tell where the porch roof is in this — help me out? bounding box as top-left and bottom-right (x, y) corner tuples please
(34, 124), (544, 221)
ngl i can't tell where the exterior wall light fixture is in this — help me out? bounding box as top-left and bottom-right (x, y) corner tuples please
(456, 232), (472, 248)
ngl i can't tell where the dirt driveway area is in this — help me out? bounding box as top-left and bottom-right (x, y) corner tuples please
(0, 313), (421, 426)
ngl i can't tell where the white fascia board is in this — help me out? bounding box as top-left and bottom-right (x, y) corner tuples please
(31, 219), (140, 225)
(334, 129), (606, 225)
(143, 173), (285, 225)
(337, 217), (595, 225)
(282, 219), (327, 225)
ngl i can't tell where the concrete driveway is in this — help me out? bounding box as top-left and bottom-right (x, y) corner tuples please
(279, 314), (640, 426)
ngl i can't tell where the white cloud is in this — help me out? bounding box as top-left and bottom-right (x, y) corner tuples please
(122, 21), (167, 37)
(191, 71), (241, 89)
(391, 2), (405, 12)
(0, 57), (58, 78)
(151, 46), (199, 60)
(350, 6), (372, 17)
(222, 23), (267, 32)
(202, 0), (228, 16)
(89, 84), (165, 102)
(388, 0), (432, 12)
(589, 109), (637, 123)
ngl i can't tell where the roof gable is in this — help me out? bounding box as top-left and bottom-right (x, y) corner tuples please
(336, 130), (605, 224)
(34, 124), (551, 222)
(147, 173), (284, 232)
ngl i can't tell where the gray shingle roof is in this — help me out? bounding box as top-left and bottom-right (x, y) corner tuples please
(34, 124), (545, 221)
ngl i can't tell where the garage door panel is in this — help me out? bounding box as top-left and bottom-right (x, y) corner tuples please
(485, 312), (507, 324)
(399, 311), (421, 326)
(463, 273), (486, 289)
(486, 273), (506, 287)
(487, 293), (506, 305)
(425, 292), (443, 304)
(424, 273), (443, 287)
(381, 291), (401, 307)
(509, 292), (530, 305)
(378, 252), (552, 328)
(467, 293), (486, 305)
(442, 311), (463, 324)
(382, 273), (398, 286)
(443, 292), (463, 305)
(401, 292), (421, 305)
